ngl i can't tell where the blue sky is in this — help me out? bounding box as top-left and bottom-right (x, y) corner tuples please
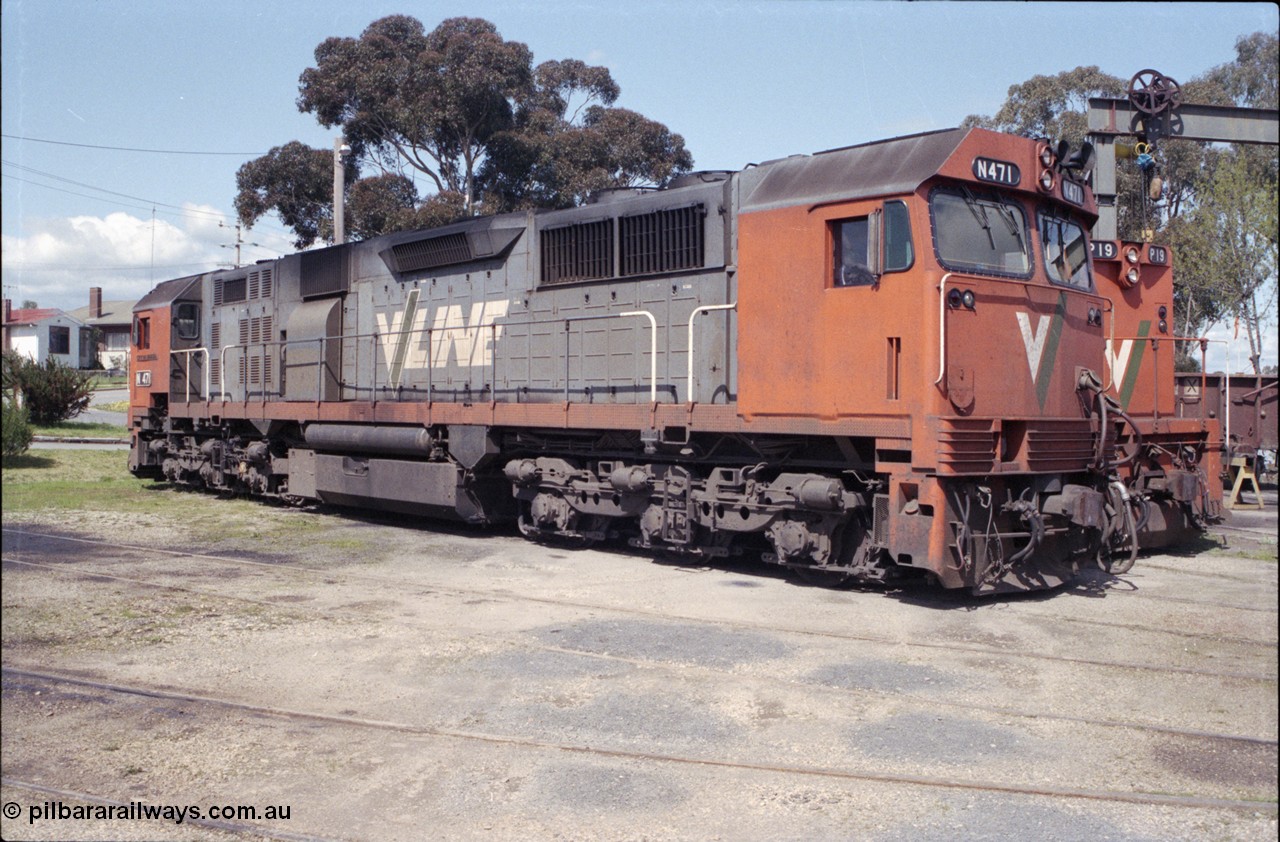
(2, 0), (1275, 370)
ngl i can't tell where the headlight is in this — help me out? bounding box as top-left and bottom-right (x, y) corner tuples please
(1125, 246), (1140, 264)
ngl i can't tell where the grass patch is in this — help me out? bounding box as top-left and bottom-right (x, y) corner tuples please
(2, 448), (330, 543)
(29, 420), (128, 438)
(90, 375), (129, 389)
(2, 449), (152, 512)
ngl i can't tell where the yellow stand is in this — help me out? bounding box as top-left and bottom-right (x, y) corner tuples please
(1225, 455), (1264, 510)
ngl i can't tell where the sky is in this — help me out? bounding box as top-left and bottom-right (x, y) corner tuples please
(1, 0), (1276, 372)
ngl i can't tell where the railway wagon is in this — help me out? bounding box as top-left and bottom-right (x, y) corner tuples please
(1175, 372), (1277, 479)
(128, 127), (1223, 594)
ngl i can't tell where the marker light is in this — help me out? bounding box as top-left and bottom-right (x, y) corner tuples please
(947, 289), (962, 308)
(961, 290), (976, 310)
(1158, 305), (1168, 319)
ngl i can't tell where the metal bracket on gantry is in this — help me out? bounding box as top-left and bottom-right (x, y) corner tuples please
(1086, 69), (1279, 240)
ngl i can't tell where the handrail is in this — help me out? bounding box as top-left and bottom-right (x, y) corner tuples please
(686, 302), (736, 402)
(214, 310), (664, 405)
(934, 273), (955, 385)
(171, 348), (209, 403)
(562, 310), (659, 402)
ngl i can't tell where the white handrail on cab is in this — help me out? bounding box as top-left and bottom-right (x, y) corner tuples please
(686, 302), (736, 403)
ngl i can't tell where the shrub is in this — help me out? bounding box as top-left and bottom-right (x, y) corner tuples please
(2, 350), (95, 424)
(2, 394), (33, 456)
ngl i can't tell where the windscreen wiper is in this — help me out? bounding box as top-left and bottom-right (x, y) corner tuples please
(960, 186), (996, 250)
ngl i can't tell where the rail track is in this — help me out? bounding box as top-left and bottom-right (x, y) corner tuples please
(3, 527), (1276, 750)
(4, 667), (1275, 815)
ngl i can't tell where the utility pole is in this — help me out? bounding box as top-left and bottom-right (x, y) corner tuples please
(219, 222), (260, 269)
(334, 137), (352, 245)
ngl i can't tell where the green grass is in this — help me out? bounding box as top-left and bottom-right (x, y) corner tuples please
(29, 420), (129, 439)
(2, 450), (147, 511)
(90, 374), (129, 389)
(1, 448), (328, 544)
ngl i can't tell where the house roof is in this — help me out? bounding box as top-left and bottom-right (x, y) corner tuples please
(4, 308), (75, 327)
(67, 299), (138, 328)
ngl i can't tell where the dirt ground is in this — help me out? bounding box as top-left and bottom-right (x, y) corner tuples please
(2, 476), (1276, 841)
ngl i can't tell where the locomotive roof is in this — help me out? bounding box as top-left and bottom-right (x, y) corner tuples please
(738, 127), (972, 212)
(134, 273), (202, 312)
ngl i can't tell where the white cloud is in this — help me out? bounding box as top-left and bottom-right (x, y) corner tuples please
(1, 204), (234, 312)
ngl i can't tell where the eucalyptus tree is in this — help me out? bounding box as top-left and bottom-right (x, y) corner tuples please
(235, 15), (692, 247)
(964, 34), (1278, 373)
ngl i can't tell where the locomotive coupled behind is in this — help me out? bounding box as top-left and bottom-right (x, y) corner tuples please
(128, 127), (1223, 594)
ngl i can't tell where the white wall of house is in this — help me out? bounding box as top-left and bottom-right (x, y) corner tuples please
(6, 316), (91, 367)
(7, 329), (40, 360)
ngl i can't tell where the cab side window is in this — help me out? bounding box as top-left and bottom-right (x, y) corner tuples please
(832, 201), (913, 287)
(133, 316), (150, 350)
(883, 201), (914, 272)
(833, 217), (874, 287)
(175, 302), (200, 340)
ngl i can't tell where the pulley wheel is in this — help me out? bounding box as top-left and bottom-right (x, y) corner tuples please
(1128, 69), (1182, 116)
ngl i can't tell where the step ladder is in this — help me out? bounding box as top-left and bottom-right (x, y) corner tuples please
(1224, 455), (1264, 510)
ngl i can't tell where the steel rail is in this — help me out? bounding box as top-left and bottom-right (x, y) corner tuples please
(7, 549), (1276, 743)
(3, 667), (1274, 814)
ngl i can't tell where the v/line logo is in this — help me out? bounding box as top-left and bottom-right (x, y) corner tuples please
(376, 295), (512, 387)
(1014, 292), (1068, 409)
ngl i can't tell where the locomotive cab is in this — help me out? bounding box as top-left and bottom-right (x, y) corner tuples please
(127, 274), (202, 476)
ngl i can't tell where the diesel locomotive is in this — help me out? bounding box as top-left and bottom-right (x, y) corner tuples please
(128, 127), (1223, 594)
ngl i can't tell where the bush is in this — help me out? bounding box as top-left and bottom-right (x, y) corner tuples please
(2, 350), (95, 424)
(2, 394), (33, 456)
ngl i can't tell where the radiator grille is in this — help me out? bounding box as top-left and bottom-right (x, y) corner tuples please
(620, 204), (705, 276)
(937, 419), (998, 475)
(540, 220), (613, 285)
(1025, 420), (1095, 472)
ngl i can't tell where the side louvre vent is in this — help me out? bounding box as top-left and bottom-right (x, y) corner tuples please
(540, 219), (614, 285)
(250, 267), (273, 299)
(620, 204), (705, 276)
(390, 233), (472, 273)
(210, 322), (221, 388)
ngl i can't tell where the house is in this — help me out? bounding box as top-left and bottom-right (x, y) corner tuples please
(67, 287), (138, 372)
(2, 299), (94, 368)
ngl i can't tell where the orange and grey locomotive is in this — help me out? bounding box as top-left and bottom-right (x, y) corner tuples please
(129, 127), (1223, 594)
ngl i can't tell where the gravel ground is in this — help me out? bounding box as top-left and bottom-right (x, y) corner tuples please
(1, 470), (1276, 841)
